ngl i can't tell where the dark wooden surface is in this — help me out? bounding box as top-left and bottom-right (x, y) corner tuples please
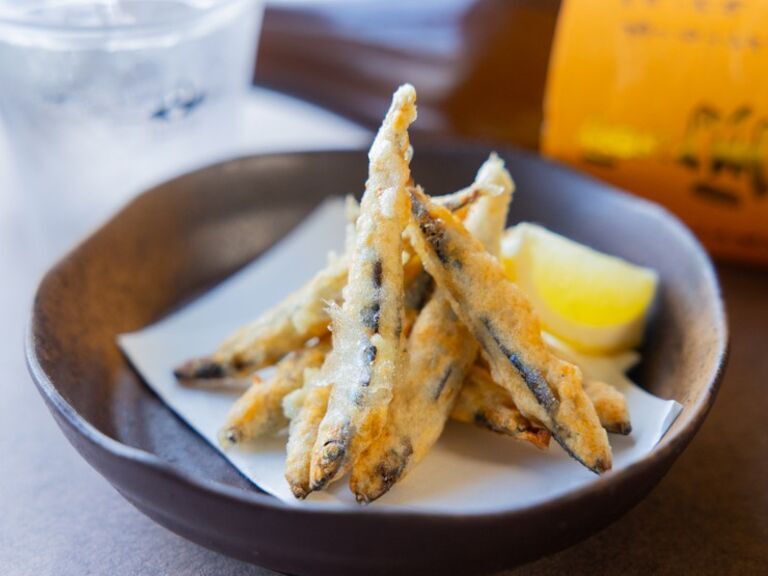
(2, 155), (766, 575)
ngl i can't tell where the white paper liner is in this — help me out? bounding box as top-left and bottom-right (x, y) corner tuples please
(119, 198), (682, 512)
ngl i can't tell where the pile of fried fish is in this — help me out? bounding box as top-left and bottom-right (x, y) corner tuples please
(175, 84), (631, 503)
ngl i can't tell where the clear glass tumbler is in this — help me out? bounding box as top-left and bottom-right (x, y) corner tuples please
(0, 0), (262, 252)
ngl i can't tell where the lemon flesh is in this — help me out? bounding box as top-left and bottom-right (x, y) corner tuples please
(501, 223), (658, 353)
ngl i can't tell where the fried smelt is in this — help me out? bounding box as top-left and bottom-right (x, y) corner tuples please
(284, 374), (332, 499)
(435, 183), (499, 214)
(583, 379), (631, 435)
(543, 333), (633, 435)
(456, 366), (630, 438)
(349, 295), (476, 502)
(172, 374), (252, 392)
(174, 190), (487, 384)
(310, 84), (417, 491)
(402, 267), (433, 337)
(174, 252), (347, 382)
(350, 154), (514, 502)
(217, 339), (330, 448)
(461, 153), (514, 256)
(391, 179), (502, 339)
(452, 365), (551, 449)
(407, 187), (612, 473)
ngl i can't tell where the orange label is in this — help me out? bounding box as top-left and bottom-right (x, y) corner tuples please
(543, 0), (768, 264)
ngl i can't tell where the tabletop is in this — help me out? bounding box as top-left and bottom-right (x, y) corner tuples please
(1, 91), (766, 576)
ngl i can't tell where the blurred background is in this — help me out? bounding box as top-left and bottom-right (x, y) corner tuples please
(1, 1), (765, 575)
(3, 0), (768, 264)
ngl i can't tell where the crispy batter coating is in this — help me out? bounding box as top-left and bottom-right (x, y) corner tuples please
(583, 379), (632, 435)
(280, 252), (431, 500)
(456, 365), (630, 439)
(173, 373), (251, 392)
(284, 373), (332, 499)
(174, 190), (488, 383)
(221, 253), (345, 366)
(407, 186), (612, 473)
(435, 183), (499, 214)
(349, 294), (475, 502)
(402, 265), (433, 337)
(278, 173), (497, 499)
(309, 84), (417, 490)
(542, 333), (633, 435)
(350, 155), (514, 502)
(452, 364), (551, 449)
(217, 339), (330, 448)
(461, 153), (513, 256)
(173, 252), (346, 382)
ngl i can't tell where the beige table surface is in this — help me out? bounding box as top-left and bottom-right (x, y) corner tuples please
(1, 96), (766, 576)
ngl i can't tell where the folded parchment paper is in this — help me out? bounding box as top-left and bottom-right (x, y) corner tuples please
(120, 198), (681, 511)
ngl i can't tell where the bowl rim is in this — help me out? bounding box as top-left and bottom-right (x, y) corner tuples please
(25, 146), (729, 521)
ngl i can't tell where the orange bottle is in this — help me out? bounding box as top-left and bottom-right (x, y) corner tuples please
(256, 0), (768, 265)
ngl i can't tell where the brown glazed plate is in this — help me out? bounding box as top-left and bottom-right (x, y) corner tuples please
(27, 148), (727, 575)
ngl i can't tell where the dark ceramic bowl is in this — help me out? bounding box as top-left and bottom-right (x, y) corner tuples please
(27, 148), (727, 575)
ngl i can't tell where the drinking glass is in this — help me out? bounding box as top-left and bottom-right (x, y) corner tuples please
(0, 0), (263, 251)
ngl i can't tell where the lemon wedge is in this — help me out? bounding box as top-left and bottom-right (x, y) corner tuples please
(501, 223), (658, 353)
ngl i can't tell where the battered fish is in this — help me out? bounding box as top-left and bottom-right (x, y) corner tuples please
(309, 84), (417, 490)
(451, 364), (551, 449)
(350, 154), (514, 502)
(218, 338), (330, 448)
(174, 190), (490, 383)
(407, 187), (612, 473)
